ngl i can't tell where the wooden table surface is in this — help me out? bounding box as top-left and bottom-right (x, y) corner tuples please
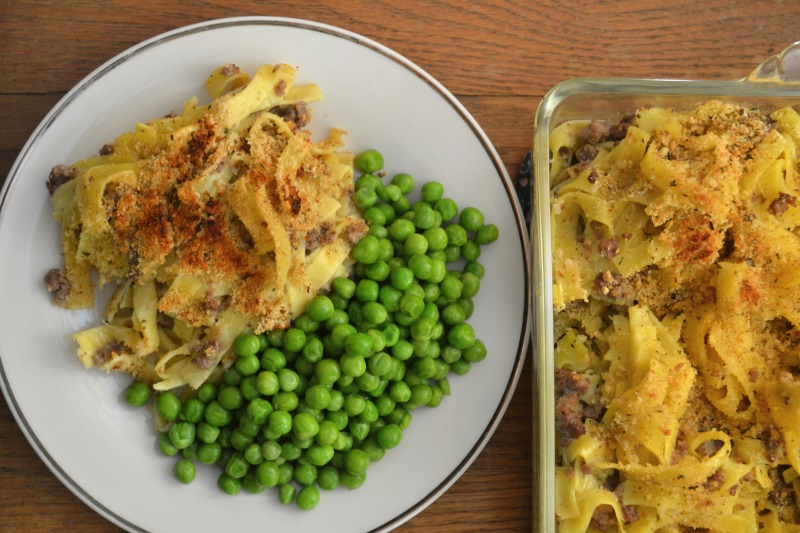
(1, 1), (797, 531)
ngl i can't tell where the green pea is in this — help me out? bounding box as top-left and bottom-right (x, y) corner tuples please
(434, 198), (459, 222)
(278, 483), (297, 505)
(389, 381), (412, 403)
(414, 356), (438, 380)
(390, 173), (414, 194)
(410, 317), (436, 341)
(225, 452), (250, 479)
(361, 437), (385, 462)
(243, 472), (267, 494)
(260, 348), (287, 372)
(476, 223), (499, 244)
(326, 409), (350, 431)
(301, 335), (324, 363)
(296, 485), (320, 511)
(457, 297), (475, 319)
(448, 323), (476, 350)
(217, 473), (242, 495)
(413, 204), (437, 230)
(278, 368), (300, 392)
(352, 234), (380, 264)
(349, 419), (370, 442)
(306, 444), (335, 466)
(283, 328), (307, 352)
(445, 224), (467, 247)
(421, 181), (444, 203)
(314, 359), (341, 385)
(217, 385), (244, 410)
(407, 254), (432, 280)
(331, 277), (356, 299)
(304, 384), (331, 410)
(347, 300), (364, 324)
(355, 149), (384, 173)
(174, 459), (196, 484)
(340, 353), (367, 378)
(389, 267), (414, 292)
(294, 463), (318, 486)
(355, 173), (383, 191)
(355, 279), (380, 303)
(354, 187), (378, 209)
(375, 394), (396, 418)
(340, 471), (367, 490)
(255, 460), (280, 487)
(365, 260), (390, 282)
(377, 285), (401, 313)
(318, 465), (340, 491)
(293, 412), (320, 440)
(196, 421), (220, 444)
(392, 339), (414, 361)
(247, 397), (273, 424)
(233, 333), (261, 357)
(344, 332), (374, 357)
(124, 382), (150, 407)
(344, 449), (370, 475)
(460, 206), (485, 232)
(325, 310), (350, 332)
(244, 442), (263, 465)
(269, 410), (293, 436)
(229, 427), (254, 450)
(461, 272), (481, 299)
(256, 370), (280, 396)
(168, 421), (196, 450)
(428, 385), (445, 407)
(376, 423), (403, 450)
(461, 240), (481, 262)
(389, 218), (415, 242)
(404, 233), (429, 256)
(374, 237), (393, 262)
(281, 441), (302, 461)
(155, 392), (181, 422)
(443, 244), (461, 263)
(359, 400), (379, 423)
(355, 372), (381, 393)
(430, 258), (448, 284)
(196, 442), (222, 464)
(423, 227), (448, 252)
(463, 339), (487, 363)
(440, 274), (463, 301)
(363, 206), (387, 226)
(411, 384), (433, 406)
(265, 330), (284, 347)
(442, 303), (467, 325)
(239, 376), (259, 400)
(342, 393), (364, 417)
(464, 260), (486, 279)
(234, 354), (260, 376)
(327, 389), (344, 412)
(196, 382), (218, 403)
(273, 391), (299, 411)
(159, 432), (179, 457)
(451, 358), (471, 375)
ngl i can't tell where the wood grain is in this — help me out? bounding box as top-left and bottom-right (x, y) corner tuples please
(1, 0), (797, 531)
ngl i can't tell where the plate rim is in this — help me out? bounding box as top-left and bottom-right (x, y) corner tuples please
(0, 15), (532, 533)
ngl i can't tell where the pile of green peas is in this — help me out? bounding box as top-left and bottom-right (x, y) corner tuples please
(124, 148), (499, 510)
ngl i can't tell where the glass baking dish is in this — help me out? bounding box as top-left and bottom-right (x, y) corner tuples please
(530, 42), (800, 532)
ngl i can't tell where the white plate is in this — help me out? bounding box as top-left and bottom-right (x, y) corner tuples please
(0, 17), (530, 533)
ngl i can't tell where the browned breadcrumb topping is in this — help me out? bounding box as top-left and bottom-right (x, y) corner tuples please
(551, 101), (800, 529)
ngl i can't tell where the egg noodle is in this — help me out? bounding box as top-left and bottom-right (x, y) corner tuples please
(45, 63), (366, 392)
(550, 101), (800, 532)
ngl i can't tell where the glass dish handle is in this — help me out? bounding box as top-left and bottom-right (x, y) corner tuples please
(748, 41), (800, 83)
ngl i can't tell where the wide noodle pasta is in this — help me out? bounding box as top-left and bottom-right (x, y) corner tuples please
(45, 63), (366, 392)
(550, 101), (800, 532)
